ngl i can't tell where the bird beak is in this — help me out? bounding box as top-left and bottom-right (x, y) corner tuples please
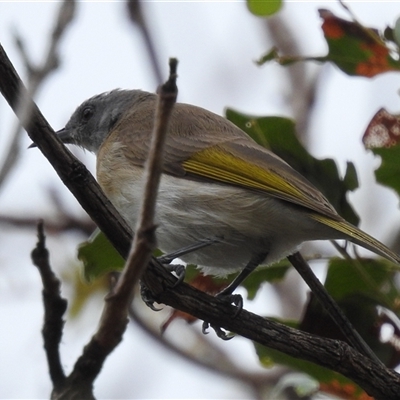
(56, 127), (74, 144)
(28, 127), (73, 148)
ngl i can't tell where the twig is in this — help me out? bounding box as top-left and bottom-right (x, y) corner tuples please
(0, 0), (75, 190)
(264, 15), (320, 146)
(287, 251), (381, 364)
(126, 0), (163, 85)
(31, 221), (67, 390)
(0, 214), (94, 236)
(115, 58), (178, 292)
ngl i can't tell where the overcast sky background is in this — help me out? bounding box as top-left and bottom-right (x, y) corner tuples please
(1, 1), (400, 399)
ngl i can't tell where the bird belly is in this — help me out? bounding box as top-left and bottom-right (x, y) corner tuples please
(98, 167), (339, 276)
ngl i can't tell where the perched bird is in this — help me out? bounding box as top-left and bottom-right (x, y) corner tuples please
(54, 89), (400, 295)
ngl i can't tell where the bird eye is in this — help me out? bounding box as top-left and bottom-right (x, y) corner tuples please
(81, 106), (94, 122)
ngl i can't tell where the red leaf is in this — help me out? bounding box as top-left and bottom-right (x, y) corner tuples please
(362, 108), (400, 149)
(319, 9), (400, 77)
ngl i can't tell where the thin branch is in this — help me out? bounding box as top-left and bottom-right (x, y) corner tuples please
(91, 59), (178, 350)
(287, 251), (381, 365)
(264, 14), (320, 146)
(0, 0), (75, 190)
(0, 214), (94, 236)
(126, 0), (163, 85)
(31, 221), (67, 390)
(115, 58), (178, 293)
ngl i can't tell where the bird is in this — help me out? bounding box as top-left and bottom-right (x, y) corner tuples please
(53, 89), (400, 296)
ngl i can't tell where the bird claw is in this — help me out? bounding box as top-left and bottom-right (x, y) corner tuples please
(201, 292), (243, 339)
(202, 321), (234, 340)
(140, 282), (163, 311)
(140, 262), (185, 311)
(163, 263), (186, 287)
(217, 292), (243, 317)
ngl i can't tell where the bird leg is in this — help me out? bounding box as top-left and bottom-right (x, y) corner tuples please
(202, 252), (268, 339)
(141, 237), (221, 310)
(158, 237), (221, 264)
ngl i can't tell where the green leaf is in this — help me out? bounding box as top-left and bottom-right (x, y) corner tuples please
(300, 257), (400, 367)
(247, 0), (282, 17)
(185, 261), (290, 300)
(78, 229), (125, 282)
(325, 257), (399, 305)
(370, 144), (400, 197)
(240, 261), (290, 300)
(225, 109), (360, 225)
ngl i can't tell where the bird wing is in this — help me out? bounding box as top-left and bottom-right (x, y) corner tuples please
(180, 138), (342, 221)
(117, 101), (341, 220)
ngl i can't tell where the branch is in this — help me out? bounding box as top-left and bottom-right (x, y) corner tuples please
(126, 0), (163, 85)
(113, 58), (178, 293)
(32, 62), (178, 400)
(0, 0), (75, 190)
(31, 221), (67, 390)
(287, 251), (381, 364)
(0, 42), (133, 259)
(141, 261), (400, 400)
(1, 41), (400, 399)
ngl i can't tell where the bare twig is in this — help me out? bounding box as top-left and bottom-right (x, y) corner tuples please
(31, 221), (67, 390)
(0, 0), (75, 190)
(287, 251), (381, 364)
(264, 14), (320, 145)
(0, 213), (94, 236)
(116, 58), (178, 292)
(126, 0), (163, 85)
(91, 59), (178, 350)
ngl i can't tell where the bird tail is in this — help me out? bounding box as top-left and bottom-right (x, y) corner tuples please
(312, 215), (400, 264)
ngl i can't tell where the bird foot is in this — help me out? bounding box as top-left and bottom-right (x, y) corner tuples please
(201, 292), (243, 339)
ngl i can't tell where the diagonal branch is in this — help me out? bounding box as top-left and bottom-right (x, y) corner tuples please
(0, 42), (133, 258)
(0, 0), (75, 190)
(288, 251), (381, 364)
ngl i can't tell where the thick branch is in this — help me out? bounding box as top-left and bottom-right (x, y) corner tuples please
(142, 261), (400, 400)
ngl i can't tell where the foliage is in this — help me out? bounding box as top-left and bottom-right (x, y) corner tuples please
(246, 0), (282, 17)
(258, 9), (400, 78)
